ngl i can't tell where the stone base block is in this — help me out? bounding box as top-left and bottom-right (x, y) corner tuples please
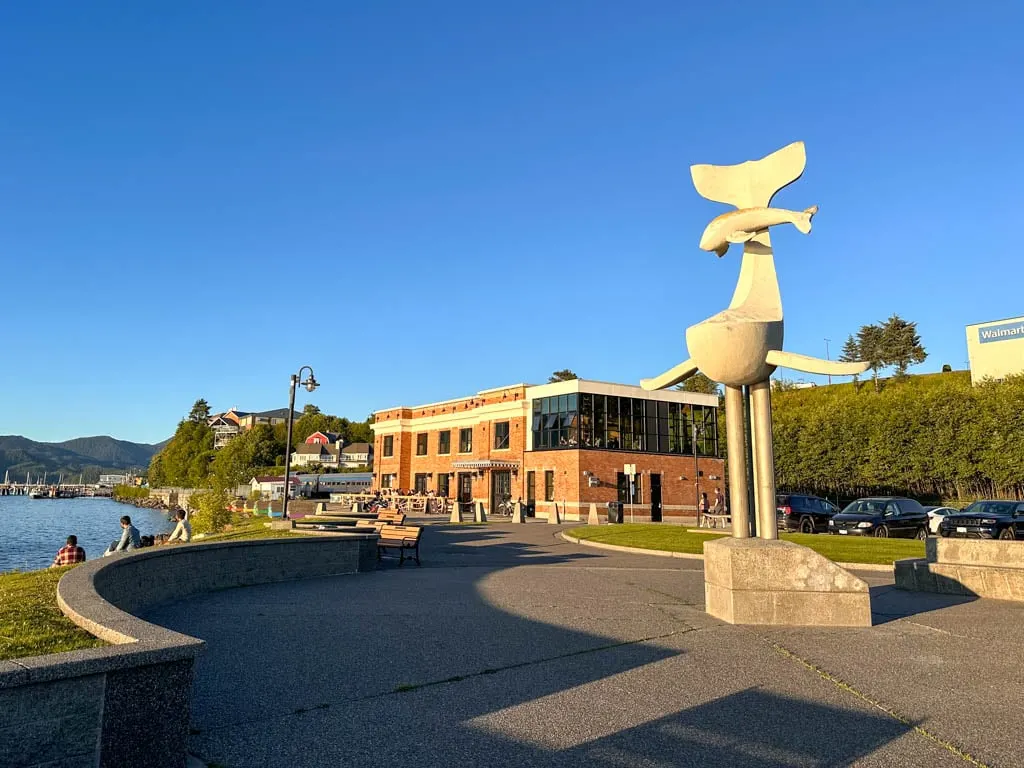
(895, 556), (1024, 600)
(703, 537), (871, 627)
(269, 520), (295, 530)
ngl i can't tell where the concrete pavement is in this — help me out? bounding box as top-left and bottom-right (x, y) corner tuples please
(143, 522), (1020, 767)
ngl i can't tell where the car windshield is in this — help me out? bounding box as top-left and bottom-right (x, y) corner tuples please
(962, 502), (1016, 517)
(841, 500), (886, 515)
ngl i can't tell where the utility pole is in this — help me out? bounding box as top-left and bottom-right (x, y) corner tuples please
(824, 338), (832, 385)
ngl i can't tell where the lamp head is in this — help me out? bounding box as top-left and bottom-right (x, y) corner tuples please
(303, 374), (319, 393)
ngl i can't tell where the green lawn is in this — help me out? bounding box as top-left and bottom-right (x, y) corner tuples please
(0, 519), (314, 661)
(0, 567), (104, 661)
(569, 524), (925, 565)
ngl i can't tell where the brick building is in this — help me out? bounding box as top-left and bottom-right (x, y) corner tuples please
(371, 379), (724, 523)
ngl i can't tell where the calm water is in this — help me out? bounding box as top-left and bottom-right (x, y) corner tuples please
(0, 496), (175, 573)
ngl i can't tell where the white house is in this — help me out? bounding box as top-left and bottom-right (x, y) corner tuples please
(249, 475), (299, 500)
(340, 442), (373, 468)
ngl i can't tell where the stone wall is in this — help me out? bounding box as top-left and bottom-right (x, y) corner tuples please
(895, 538), (1024, 599)
(0, 535), (378, 768)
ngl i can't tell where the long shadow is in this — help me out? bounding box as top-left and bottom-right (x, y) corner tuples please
(869, 584), (976, 625)
(142, 524), (925, 767)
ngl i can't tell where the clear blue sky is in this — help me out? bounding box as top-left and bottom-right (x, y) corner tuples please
(2, 1), (1021, 443)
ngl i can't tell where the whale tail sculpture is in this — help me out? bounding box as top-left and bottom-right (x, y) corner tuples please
(690, 141), (806, 211)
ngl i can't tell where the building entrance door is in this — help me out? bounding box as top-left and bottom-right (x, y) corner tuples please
(491, 470), (511, 516)
(650, 473), (662, 522)
(457, 473), (473, 517)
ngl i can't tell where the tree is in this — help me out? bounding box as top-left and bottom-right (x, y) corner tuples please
(302, 404), (322, 417)
(838, 335), (862, 385)
(855, 324), (886, 392)
(942, 364), (953, 373)
(148, 417), (214, 488)
(880, 314), (927, 378)
(674, 372), (720, 396)
(188, 399), (211, 423)
(548, 369), (578, 383)
(210, 424), (285, 491)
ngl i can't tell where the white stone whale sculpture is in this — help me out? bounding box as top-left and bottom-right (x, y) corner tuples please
(641, 141), (870, 541)
(700, 205), (818, 257)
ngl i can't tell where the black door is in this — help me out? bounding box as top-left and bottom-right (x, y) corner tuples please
(526, 471), (536, 517)
(458, 473), (473, 516)
(650, 474), (662, 522)
(617, 473), (630, 504)
(491, 470), (511, 515)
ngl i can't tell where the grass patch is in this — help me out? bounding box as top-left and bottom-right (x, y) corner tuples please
(1, 516), (314, 661)
(569, 524), (925, 565)
(0, 567), (104, 661)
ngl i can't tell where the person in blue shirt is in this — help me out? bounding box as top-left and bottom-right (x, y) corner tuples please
(107, 515), (142, 554)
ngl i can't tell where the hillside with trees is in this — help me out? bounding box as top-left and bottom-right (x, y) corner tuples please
(0, 435), (161, 483)
(772, 371), (1024, 503)
(147, 400), (374, 493)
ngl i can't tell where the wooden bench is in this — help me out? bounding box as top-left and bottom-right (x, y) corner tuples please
(355, 519), (385, 533)
(377, 524), (422, 566)
(376, 510), (407, 525)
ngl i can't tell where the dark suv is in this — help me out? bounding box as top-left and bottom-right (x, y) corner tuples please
(939, 500), (1024, 540)
(828, 497), (930, 539)
(776, 494), (839, 534)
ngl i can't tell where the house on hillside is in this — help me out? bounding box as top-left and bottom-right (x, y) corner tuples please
(291, 442), (341, 468)
(238, 408), (300, 431)
(340, 442), (373, 469)
(305, 431), (340, 445)
(207, 409), (250, 448)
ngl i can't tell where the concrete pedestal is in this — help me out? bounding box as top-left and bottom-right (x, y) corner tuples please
(587, 503), (599, 526)
(548, 503), (561, 524)
(703, 538), (871, 627)
(449, 503), (461, 524)
(896, 539), (1024, 600)
(475, 501), (487, 523)
(511, 501), (525, 524)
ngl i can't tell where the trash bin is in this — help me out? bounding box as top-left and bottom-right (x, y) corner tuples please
(525, 501), (536, 518)
(607, 501), (624, 524)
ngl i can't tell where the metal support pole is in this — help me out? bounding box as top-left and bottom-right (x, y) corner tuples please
(750, 380), (778, 540)
(743, 384), (756, 537)
(724, 385), (750, 538)
(282, 375), (298, 520)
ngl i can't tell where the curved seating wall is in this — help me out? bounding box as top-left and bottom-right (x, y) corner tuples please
(0, 535), (378, 768)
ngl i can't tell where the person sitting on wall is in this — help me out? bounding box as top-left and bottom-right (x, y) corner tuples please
(106, 515), (141, 555)
(51, 534), (86, 567)
(166, 509), (192, 544)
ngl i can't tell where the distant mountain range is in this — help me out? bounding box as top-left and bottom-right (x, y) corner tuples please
(0, 435), (166, 483)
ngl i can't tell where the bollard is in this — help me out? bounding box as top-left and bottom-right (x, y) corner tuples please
(548, 503), (561, 524)
(511, 501), (525, 523)
(450, 502), (462, 524)
(587, 502), (599, 526)
(475, 501), (487, 523)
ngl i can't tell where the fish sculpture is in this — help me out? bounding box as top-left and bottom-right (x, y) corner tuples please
(699, 205), (818, 256)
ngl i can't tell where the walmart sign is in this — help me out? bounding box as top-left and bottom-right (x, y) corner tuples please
(979, 320), (1024, 344)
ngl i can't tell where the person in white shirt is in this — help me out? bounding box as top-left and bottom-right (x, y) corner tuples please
(167, 509), (192, 543)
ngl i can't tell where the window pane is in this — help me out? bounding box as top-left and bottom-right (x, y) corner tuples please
(567, 393), (578, 411)
(558, 394), (568, 413)
(594, 395), (606, 448)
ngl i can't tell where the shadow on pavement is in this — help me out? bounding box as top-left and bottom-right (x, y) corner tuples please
(869, 584), (976, 625)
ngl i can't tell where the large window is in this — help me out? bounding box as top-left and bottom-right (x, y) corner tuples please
(493, 421), (510, 450)
(414, 473), (429, 494)
(459, 427), (473, 453)
(533, 393), (718, 457)
(436, 473), (450, 497)
(381, 473), (393, 488)
(416, 433), (428, 456)
(383, 435), (394, 457)
(544, 470), (555, 501)
(438, 430), (451, 455)
(526, 471), (535, 502)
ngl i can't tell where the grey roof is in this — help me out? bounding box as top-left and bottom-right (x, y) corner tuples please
(341, 442), (372, 455)
(252, 408), (301, 419)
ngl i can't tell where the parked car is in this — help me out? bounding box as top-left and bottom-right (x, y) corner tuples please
(938, 500), (1024, 540)
(924, 506), (959, 535)
(776, 493), (839, 533)
(828, 497), (930, 539)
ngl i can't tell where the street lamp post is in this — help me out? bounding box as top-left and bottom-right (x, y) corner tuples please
(824, 338), (832, 385)
(692, 418), (705, 525)
(282, 366), (319, 520)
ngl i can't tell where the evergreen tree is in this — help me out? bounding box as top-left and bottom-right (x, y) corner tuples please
(674, 372), (720, 395)
(548, 369), (578, 382)
(839, 334), (862, 386)
(855, 324), (886, 392)
(188, 399), (211, 423)
(880, 314), (927, 377)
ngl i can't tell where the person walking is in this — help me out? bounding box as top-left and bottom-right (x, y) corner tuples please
(712, 488), (725, 528)
(51, 535), (86, 567)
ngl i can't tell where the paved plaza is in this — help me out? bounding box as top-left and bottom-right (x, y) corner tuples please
(145, 523), (1023, 767)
